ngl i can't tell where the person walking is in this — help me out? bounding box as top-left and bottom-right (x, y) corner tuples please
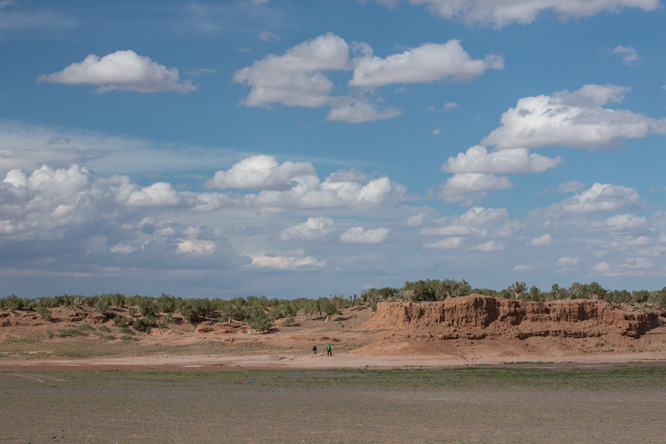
(326, 343), (332, 356)
(312, 345), (317, 357)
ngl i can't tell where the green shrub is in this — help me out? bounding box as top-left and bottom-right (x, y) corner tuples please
(112, 315), (128, 328)
(101, 335), (116, 341)
(2, 294), (24, 312)
(137, 296), (155, 317)
(78, 324), (96, 332)
(36, 305), (52, 321)
(96, 296), (111, 315)
(132, 317), (154, 333)
(248, 308), (273, 332)
(120, 335), (133, 341)
(119, 327), (133, 335)
(110, 293), (126, 308)
(98, 325), (111, 332)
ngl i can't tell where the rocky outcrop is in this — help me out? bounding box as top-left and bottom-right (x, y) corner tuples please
(364, 295), (665, 339)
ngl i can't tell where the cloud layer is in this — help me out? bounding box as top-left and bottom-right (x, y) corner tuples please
(406, 0), (660, 28)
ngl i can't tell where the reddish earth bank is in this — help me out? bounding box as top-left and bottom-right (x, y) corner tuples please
(360, 295), (666, 358)
(2, 295), (666, 369)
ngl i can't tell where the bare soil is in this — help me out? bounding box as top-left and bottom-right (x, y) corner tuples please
(1, 366), (666, 443)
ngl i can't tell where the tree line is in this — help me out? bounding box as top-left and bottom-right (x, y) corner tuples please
(2, 280), (666, 333)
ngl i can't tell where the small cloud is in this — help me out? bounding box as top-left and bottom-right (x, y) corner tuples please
(258, 31), (280, 42)
(394, 86), (407, 93)
(279, 216), (334, 241)
(513, 264), (533, 271)
(612, 45), (641, 65)
(176, 238), (216, 256)
(110, 244), (138, 254)
(556, 256), (580, 273)
(432, 128), (441, 136)
(423, 237), (464, 250)
(472, 240), (504, 252)
(339, 227), (389, 244)
(443, 101), (460, 111)
(527, 233), (554, 246)
(248, 252), (326, 270)
(186, 67), (217, 76)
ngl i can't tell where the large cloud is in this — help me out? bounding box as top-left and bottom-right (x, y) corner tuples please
(482, 84), (666, 150)
(555, 183), (643, 214)
(421, 206), (511, 237)
(205, 155), (406, 211)
(442, 145), (561, 174)
(235, 34), (498, 123)
(349, 40), (503, 87)
(38, 50), (196, 93)
(407, 0), (660, 28)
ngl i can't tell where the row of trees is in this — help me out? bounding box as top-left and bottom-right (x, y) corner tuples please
(2, 280), (666, 333)
(0, 292), (356, 332)
(360, 279), (666, 307)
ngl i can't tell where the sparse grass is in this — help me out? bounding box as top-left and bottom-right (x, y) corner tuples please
(2, 365), (666, 444)
(57, 328), (88, 338)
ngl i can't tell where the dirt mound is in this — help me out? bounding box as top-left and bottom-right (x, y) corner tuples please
(361, 295), (666, 356)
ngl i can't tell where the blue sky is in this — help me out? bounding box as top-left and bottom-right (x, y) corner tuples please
(2, 0), (666, 299)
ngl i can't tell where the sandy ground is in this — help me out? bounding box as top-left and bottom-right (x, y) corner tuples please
(3, 350), (666, 372)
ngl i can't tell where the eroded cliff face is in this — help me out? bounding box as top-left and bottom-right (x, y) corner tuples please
(364, 295), (665, 340)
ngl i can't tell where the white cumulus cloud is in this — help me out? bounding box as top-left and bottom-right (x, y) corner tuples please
(38, 50), (196, 93)
(590, 213), (648, 232)
(423, 236), (465, 249)
(612, 45), (641, 65)
(482, 84), (665, 150)
(279, 216), (335, 241)
(234, 33), (349, 108)
(349, 40), (503, 87)
(555, 183), (642, 214)
(527, 233), (554, 246)
(443, 145), (562, 175)
(206, 155), (315, 191)
(439, 173), (512, 203)
(176, 238), (216, 256)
